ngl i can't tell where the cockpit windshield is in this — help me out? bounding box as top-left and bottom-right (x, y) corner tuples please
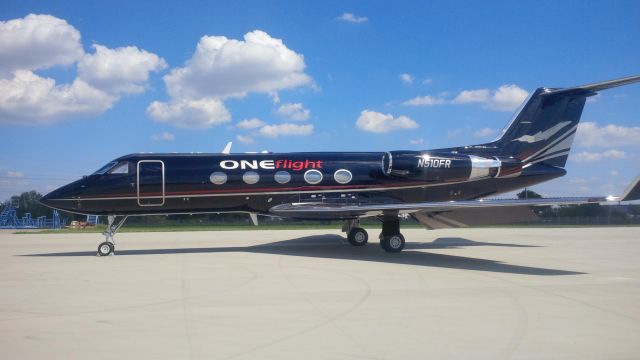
(93, 161), (118, 175)
(93, 161), (131, 175)
(109, 162), (129, 174)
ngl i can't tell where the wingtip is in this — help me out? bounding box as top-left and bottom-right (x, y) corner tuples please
(620, 175), (640, 202)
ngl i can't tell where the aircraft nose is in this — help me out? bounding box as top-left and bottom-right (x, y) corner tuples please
(40, 186), (68, 210)
(39, 180), (82, 211)
(39, 191), (53, 207)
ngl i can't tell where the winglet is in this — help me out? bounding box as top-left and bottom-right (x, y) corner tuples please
(222, 141), (233, 154)
(620, 176), (640, 202)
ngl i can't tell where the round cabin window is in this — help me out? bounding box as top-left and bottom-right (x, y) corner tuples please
(274, 171), (291, 184)
(333, 169), (353, 184)
(210, 172), (227, 185)
(243, 171), (260, 185)
(304, 169), (323, 185)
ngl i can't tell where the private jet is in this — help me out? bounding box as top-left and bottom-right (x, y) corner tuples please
(41, 75), (640, 256)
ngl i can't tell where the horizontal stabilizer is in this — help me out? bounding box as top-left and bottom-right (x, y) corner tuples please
(543, 74), (640, 96)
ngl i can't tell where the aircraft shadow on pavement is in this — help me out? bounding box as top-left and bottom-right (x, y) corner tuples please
(22, 234), (583, 276)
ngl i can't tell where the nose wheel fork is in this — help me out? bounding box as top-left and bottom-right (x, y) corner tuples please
(98, 215), (128, 256)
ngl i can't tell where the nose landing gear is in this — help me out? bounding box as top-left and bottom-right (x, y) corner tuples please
(97, 215), (128, 256)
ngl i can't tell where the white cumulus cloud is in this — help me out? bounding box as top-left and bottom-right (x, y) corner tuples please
(474, 128), (497, 138)
(0, 14), (166, 125)
(453, 89), (490, 104)
(151, 132), (175, 141)
(147, 97), (231, 129)
(237, 118), (266, 130)
(236, 134), (254, 144)
(399, 73), (414, 85)
(276, 102), (310, 121)
(576, 122), (640, 148)
(148, 30), (312, 129)
(403, 95), (446, 106)
(490, 85), (529, 111)
(78, 44), (167, 95)
(337, 13), (368, 23)
(356, 110), (419, 133)
(571, 149), (626, 162)
(402, 84), (528, 111)
(6, 171), (25, 178)
(161, 30), (311, 100)
(0, 70), (115, 124)
(259, 123), (313, 137)
(0, 14), (84, 74)
(453, 84), (528, 111)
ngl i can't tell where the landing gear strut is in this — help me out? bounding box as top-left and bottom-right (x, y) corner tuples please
(379, 218), (405, 253)
(98, 215), (128, 256)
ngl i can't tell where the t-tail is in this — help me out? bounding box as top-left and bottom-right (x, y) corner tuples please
(485, 75), (640, 167)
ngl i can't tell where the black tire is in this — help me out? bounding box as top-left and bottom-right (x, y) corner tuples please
(347, 227), (368, 246)
(381, 233), (405, 253)
(97, 242), (114, 256)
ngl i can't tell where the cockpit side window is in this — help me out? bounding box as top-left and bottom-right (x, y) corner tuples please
(93, 161), (118, 175)
(109, 162), (130, 174)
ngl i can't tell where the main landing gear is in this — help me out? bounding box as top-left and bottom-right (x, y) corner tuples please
(97, 215), (128, 256)
(343, 217), (406, 253)
(378, 218), (405, 253)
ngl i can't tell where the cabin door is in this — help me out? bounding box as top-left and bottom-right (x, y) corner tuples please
(137, 160), (165, 206)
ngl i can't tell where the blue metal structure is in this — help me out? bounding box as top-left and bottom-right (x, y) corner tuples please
(0, 203), (64, 229)
(86, 215), (100, 225)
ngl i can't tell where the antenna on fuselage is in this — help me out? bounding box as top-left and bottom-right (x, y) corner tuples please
(222, 141), (233, 154)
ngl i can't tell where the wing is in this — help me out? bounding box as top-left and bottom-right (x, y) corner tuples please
(270, 176), (640, 228)
(269, 196), (608, 219)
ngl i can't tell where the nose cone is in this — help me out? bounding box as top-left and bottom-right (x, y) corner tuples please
(40, 179), (83, 212)
(39, 191), (54, 207)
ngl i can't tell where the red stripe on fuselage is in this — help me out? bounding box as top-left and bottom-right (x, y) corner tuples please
(83, 181), (431, 199)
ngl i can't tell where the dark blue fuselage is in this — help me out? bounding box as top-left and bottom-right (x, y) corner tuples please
(40, 151), (565, 217)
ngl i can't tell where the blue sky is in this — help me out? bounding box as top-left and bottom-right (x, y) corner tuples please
(1, 1), (639, 200)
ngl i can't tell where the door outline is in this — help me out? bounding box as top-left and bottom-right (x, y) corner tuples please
(137, 160), (165, 206)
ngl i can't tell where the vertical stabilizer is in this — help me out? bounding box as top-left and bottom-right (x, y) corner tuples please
(488, 75), (640, 167)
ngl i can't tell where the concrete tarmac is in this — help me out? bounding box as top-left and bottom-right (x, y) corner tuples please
(1, 227), (639, 359)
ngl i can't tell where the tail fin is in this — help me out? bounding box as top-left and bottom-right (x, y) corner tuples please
(491, 75), (640, 167)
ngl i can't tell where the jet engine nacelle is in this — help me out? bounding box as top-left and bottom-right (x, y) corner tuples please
(382, 151), (522, 182)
